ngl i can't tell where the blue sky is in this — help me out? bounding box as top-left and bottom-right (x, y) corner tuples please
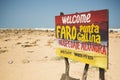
(0, 0), (120, 28)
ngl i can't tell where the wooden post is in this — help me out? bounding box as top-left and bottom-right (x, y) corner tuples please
(99, 68), (105, 80)
(64, 58), (69, 80)
(60, 12), (70, 80)
(82, 64), (89, 80)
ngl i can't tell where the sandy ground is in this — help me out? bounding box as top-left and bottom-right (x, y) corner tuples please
(0, 29), (120, 80)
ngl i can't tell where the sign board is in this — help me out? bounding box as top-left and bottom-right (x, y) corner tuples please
(55, 9), (108, 69)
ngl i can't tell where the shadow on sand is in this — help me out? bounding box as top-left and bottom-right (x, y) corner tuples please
(60, 73), (80, 80)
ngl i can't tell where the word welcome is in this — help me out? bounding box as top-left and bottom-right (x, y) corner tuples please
(62, 13), (91, 24)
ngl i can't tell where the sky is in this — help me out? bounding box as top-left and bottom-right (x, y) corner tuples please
(0, 0), (120, 28)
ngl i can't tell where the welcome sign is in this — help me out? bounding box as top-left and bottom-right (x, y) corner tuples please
(55, 9), (108, 69)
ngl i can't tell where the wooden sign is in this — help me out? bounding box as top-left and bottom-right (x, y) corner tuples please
(55, 9), (108, 70)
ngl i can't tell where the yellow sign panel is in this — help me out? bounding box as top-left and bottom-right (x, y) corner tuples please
(56, 47), (107, 69)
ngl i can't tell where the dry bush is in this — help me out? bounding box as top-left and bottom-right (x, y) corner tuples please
(0, 50), (8, 54)
(22, 59), (30, 64)
(45, 39), (54, 46)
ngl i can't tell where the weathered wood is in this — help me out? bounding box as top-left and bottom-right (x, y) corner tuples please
(60, 73), (80, 80)
(82, 64), (89, 80)
(64, 58), (69, 80)
(99, 68), (105, 80)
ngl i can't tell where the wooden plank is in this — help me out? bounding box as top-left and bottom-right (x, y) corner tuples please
(64, 58), (69, 80)
(99, 68), (105, 80)
(82, 64), (89, 80)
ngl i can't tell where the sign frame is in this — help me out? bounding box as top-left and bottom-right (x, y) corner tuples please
(55, 9), (109, 70)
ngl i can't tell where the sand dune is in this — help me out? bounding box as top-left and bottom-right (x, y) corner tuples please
(0, 29), (120, 80)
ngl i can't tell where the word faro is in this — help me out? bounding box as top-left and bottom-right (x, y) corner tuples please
(56, 24), (101, 44)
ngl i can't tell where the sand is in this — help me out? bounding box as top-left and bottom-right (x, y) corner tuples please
(0, 29), (120, 80)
